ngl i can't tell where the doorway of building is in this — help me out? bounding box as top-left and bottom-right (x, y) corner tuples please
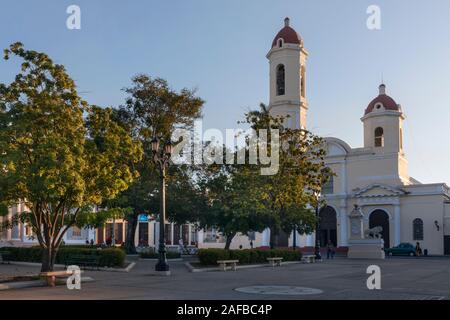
(369, 210), (390, 249)
(444, 236), (450, 255)
(319, 206), (338, 247)
(138, 222), (149, 246)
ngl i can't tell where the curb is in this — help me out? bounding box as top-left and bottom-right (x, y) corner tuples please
(0, 276), (95, 291)
(139, 258), (183, 262)
(184, 261), (305, 273)
(5, 261), (136, 273)
(0, 279), (46, 290)
(96, 262), (136, 273)
(5, 261), (66, 268)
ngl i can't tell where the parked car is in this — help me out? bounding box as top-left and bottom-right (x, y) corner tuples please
(385, 243), (416, 256)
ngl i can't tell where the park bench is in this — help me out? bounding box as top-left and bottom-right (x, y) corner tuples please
(0, 251), (11, 264)
(267, 257), (283, 267)
(39, 270), (71, 287)
(217, 259), (239, 271)
(64, 254), (100, 270)
(302, 255), (316, 264)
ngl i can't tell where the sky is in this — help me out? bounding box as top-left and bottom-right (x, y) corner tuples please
(1, 0), (449, 185)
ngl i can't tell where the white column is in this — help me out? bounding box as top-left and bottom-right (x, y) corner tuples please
(197, 229), (204, 245)
(339, 207), (348, 247)
(188, 224), (192, 245)
(306, 234), (314, 247)
(155, 222), (160, 250)
(147, 222), (151, 246)
(135, 222), (141, 246)
(88, 228), (96, 243)
(6, 209), (12, 240)
(262, 228), (270, 246)
(394, 204), (401, 246)
(340, 162), (347, 194)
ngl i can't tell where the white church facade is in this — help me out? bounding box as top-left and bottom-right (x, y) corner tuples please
(249, 17), (450, 255)
(196, 17), (450, 255)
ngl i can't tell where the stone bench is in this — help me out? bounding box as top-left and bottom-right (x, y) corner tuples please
(302, 255), (316, 264)
(39, 271), (71, 287)
(267, 257), (283, 267)
(217, 260), (239, 271)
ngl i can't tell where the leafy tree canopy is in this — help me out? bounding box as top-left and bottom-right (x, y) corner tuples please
(0, 42), (143, 270)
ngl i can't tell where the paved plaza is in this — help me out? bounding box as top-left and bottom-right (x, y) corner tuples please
(1, 257), (450, 300)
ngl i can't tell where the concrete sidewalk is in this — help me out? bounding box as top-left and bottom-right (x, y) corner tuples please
(0, 258), (450, 300)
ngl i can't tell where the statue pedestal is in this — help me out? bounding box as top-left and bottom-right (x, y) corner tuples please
(347, 239), (385, 260)
(346, 205), (385, 259)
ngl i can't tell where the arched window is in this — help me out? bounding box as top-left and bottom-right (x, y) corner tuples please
(276, 64), (285, 96)
(278, 39), (283, 48)
(374, 127), (384, 147)
(301, 66), (306, 98)
(413, 218), (424, 240)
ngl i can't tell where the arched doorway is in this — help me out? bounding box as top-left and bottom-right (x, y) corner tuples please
(319, 206), (337, 247)
(369, 210), (390, 249)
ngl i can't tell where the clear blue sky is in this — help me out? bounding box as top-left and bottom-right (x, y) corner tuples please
(1, 0), (449, 184)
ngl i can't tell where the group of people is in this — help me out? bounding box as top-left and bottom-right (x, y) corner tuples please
(178, 238), (199, 254)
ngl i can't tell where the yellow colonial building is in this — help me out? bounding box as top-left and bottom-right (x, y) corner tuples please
(261, 18), (450, 255)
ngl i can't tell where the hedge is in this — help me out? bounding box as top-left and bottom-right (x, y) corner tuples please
(2, 246), (126, 268)
(98, 248), (126, 267)
(197, 248), (302, 266)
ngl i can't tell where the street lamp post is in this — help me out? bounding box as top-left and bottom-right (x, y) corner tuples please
(151, 136), (173, 272)
(314, 191), (322, 261)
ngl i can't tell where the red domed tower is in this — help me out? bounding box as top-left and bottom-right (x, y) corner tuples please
(361, 84), (406, 154)
(267, 18), (309, 129)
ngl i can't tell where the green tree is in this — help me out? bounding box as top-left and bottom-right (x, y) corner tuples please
(166, 165), (209, 226)
(113, 75), (204, 253)
(243, 103), (332, 248)
(0, 43), (142, 271)
(199, 161), (270, 250)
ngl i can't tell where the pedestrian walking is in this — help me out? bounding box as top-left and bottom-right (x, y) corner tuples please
(327, 240), (336, 259)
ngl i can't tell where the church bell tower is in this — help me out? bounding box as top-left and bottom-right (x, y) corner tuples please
(362, 84), (406, 154)
(267, 17), (308, 129)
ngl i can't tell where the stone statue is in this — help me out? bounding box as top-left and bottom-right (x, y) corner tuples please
(364, 226), (383, 239)
(349, 204), (364, 240)
(348, 206), (385, 260)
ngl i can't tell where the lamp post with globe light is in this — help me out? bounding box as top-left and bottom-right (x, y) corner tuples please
(151, 136), (173, 272)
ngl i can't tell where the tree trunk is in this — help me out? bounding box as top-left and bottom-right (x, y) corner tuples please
(292, 227), (297, 250)
(269, 226), (278, 249)
(124, 213), (138, 254)
(41, 246), (58, 272)
(224, 233), (236, 251)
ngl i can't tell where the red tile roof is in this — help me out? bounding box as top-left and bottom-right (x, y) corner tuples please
(271, 18), (302, 48)
(365, 94), (399, 115)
